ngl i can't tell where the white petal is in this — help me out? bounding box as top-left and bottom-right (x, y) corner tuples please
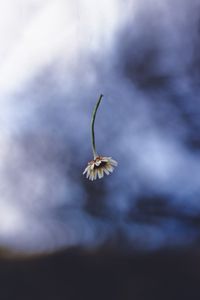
(97, 169), (101, 179)
(109, 159), (118, 166)
(101, 157), (109, 162)
(106, 164), (114, 173)
(83, 165), (89, 174)
(99, 168), (104, 178)
(86, 167), (92, 178)
(89, 171), (94, 180)
(94, 169), (97, 180)
(103, 167), (110, 175)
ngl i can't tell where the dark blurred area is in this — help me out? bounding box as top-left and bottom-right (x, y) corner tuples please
(1, 248), (200, 300)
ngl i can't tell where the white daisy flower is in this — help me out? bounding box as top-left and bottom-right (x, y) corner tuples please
(83, 94), (118, 181)
(83, 156), (118, 181)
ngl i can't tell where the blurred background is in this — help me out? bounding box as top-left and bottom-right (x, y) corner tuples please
(1, 0), (200, 299)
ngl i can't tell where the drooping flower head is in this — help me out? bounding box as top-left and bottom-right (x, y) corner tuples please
(83, 94), (118, 180)
(83, 156), (118, 181)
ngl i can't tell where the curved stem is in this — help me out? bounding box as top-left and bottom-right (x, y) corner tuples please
(91, 94), (103, 158)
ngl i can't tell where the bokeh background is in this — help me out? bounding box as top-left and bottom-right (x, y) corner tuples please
(1, 0), (200, 299)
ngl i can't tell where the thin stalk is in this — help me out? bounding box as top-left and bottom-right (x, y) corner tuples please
(91, 94), (103, 158)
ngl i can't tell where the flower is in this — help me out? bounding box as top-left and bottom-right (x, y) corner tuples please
(83, 156), (118, 181)
(83, 94), (118, 181)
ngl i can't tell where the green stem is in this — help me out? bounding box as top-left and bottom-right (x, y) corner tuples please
(91, 94), (103, 158)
